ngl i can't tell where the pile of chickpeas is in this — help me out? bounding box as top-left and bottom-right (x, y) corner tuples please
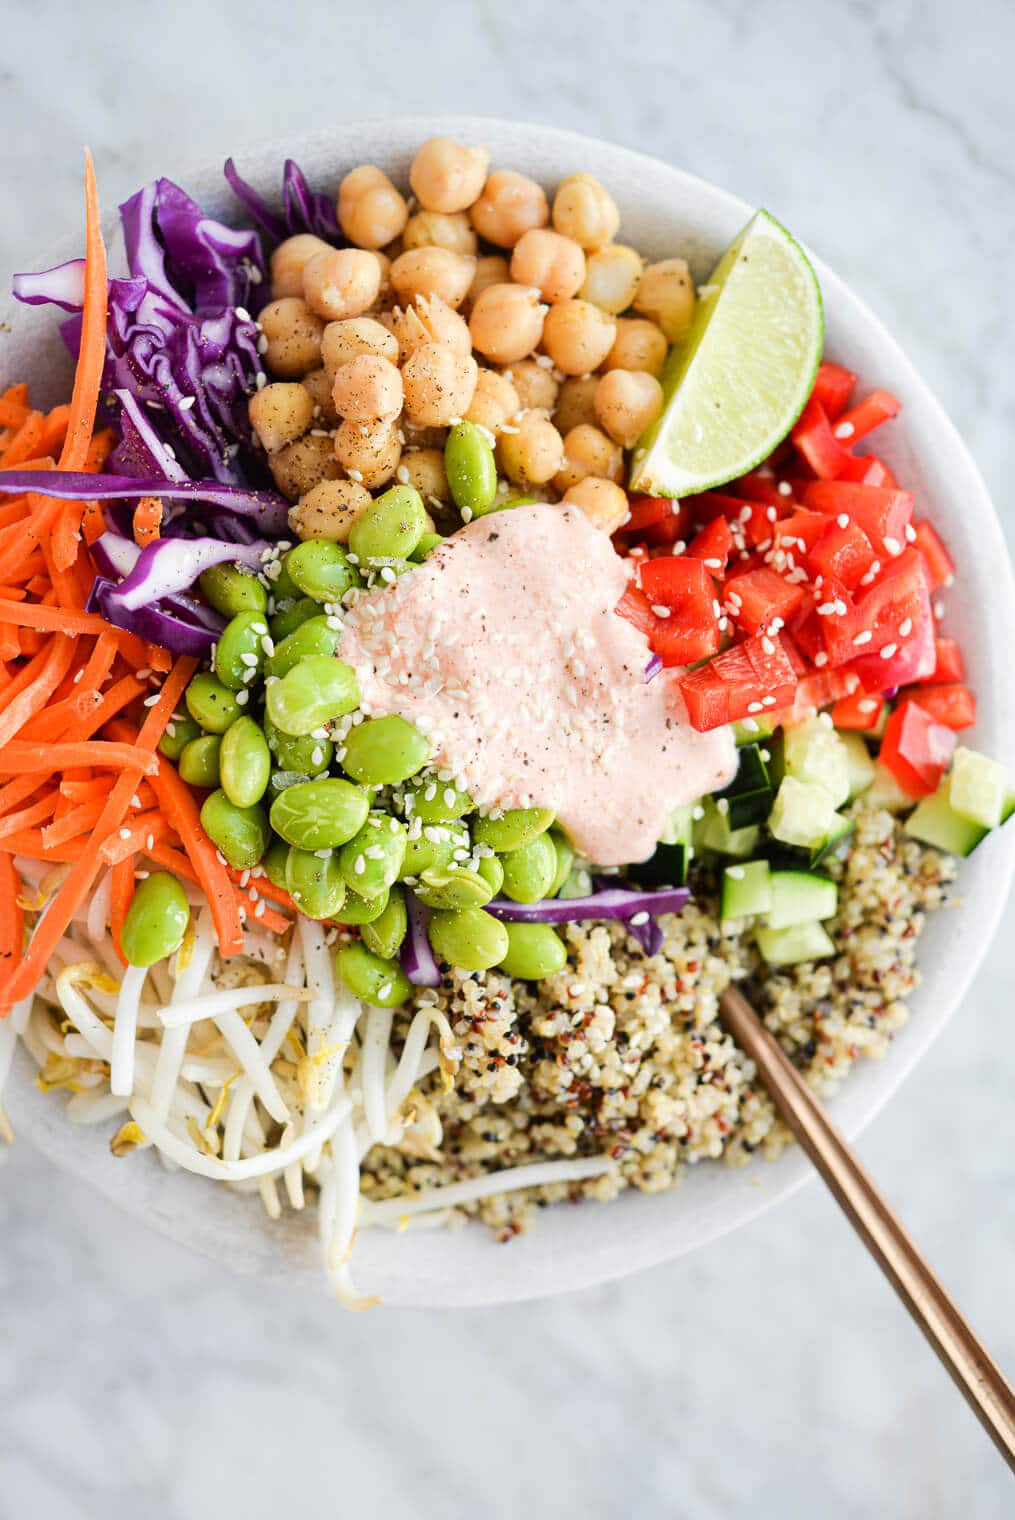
(247, 136), (698, 542)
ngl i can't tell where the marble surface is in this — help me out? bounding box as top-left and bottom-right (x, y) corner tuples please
(1, 0), (1014, 1514)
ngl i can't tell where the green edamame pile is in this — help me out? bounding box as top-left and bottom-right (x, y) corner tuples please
(168, 475), (579, 1000)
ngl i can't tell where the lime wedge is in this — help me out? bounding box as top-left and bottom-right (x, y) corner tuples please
(629, 210), (823, 498)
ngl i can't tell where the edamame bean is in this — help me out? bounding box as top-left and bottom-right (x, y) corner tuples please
(262, 835), (291, 890)
(473, 806), (555, 853)
(120, 872), (191, 967)
(445, 421), (497, 516)
(348, 484), (426, 562)
(199, 790), (270, 869)
(547, 831), (574, 897)
(483, 494), (541, 516)
(199, 562), (268, 617)
(283, 540), (361, 603)
(269, 777), (369, 850)
(265, 615), (340, 679)
(558, 864), (594, 899)
(184, 673), (241, 734)
(500, 832), (557, 903)
(265, 656), (359, 736)
(361, 886), (408, 958)
(404, 776), (472, 822)
(219, 716), (272, 808)
(269, 596), (321, 642)
(410, 533), (444, 563)
(341, 714), (429, 785)
(336, 942), (411, 1007)
(338, 812), (407, 897)
(264, 714), (333, 775)
(158, 715), (201, 762)
(428, 906), (509, 971)
(214, 611), (269, 691)
(497, 922), (567, 980)
(268, 554), (300, 601)
(400, 820), (470, 879)
(476, 853), (504, 895)
(267, 769), (311, 798)
(332, 888), (389, 925)
(285, 847), (347, 920)
(414, 865), (493, 910)
(178, 734), (222, 789)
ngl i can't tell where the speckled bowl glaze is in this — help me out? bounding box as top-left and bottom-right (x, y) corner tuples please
(4, 118), (1013, 1308)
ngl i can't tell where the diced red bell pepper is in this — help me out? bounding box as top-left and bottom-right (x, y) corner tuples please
(832, 388), (901, 445)
(836, 454), (898, 488)
(878, 700), (956, 798)
(912, 520), (955, 590)
(925, 637), (965, 685)
(639, 554), (713, 609)
(903, 683), (976, 731)
(621, 495), (682, 536)
(651, 616), (722, 668)
(723, 566), (806, 635)
(801, 481), (914, 559)
(614, 583), (656, 640)
(810, 362), (857, 421)
(677, 632), (802, 732)
(806, 517), (878, 590)
(686, 515), (734, 574)
(791, 397), (853, 479)
(726, 471), (789, 509)
(771, 508), (830, 557)
(691, 493), (778, 547)
(841, 549), (935, 690)
(792, 667), (861, 712)
(639, 510), (693, 549)
(637, 555), (721, 666)
(831, 689), (886, 731)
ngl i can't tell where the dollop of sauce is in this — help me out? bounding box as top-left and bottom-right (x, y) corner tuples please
(339, 504), (735, 865)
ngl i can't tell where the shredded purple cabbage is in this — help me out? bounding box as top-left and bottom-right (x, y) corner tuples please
(112, 536), (268, 611)
(12, 259), (86, 311)
(87, 577), (225, 656)
(120, 179), (263, 316)
(401, 893), (441, 987)
(224, 157), (341, 244)
(644, 653), (663, 683)
(0, 471), (290, 533)
(485, 885), (689, 928)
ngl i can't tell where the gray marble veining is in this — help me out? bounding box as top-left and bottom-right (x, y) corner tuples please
(1, 0), (1013, 1515)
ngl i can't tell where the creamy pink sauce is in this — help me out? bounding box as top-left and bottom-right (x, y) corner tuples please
(338, 503), (735, 865)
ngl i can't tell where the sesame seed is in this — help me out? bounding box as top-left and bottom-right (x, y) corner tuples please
(118, 828), (131, 841)
(899, 618), (913, 637)
(884, 537), (902, 556)
(880, 643), (898, 659)
(726, 866), (745, 880)
(834, 421), (855, 439)
(905, 524), (917, 543)
(777, 482), (792, 497)
(853, 630), (873, 646)
(747, 701), (763, 713)
(814, 652), (829, 668)
(858, 699), (877, 713)
(836, 513), (850, 529)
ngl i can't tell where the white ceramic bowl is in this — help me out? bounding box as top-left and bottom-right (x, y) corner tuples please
(5, 117), (1014, 1307)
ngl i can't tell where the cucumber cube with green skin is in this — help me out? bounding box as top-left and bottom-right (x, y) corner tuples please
(767, 777), (839, 850)
(866, 761), (917, 814)
(733, 714), (778, 745)
(699, 799), (761, 857)
(659, 802), (696, 847)
(720, 860), (771, 920)
(810, 813), (854, 868)
(838, 731), (877, 800)
(905, 787), (989, 857)
(782, 716), (850, 809)
(947, 747), (1008, 829)
(1004, 794), (1015, 825)
(715, 743), (773, 829)
(755, 920), (836, 966)
(766, 870), (838, 930)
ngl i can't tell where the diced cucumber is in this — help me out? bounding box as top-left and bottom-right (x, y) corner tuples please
(699, 799), (761, 857)
(766, 870), (838, 930)
(734, 714), (778, 745)
(947, 746), (1007, 830)
(869, 702), (891, 741)
(905, 787), (989, 857)
(1004, 793), (1015, 825)
(810, 813), (854, 867)
(658, 802), (695, 847)
(838, 730), (876, 799)
(768, 776), (839, 850)
(558, 865), (594, 899)
(629, 841), (689, 888)
(720, 860), (771, 920)
(755, 920), (836, 966)
(866, 761), (917, 814)
(783, 716), (850, 809)
(715, 743), (773, 829)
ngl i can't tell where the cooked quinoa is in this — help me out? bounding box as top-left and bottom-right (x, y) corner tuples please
(360, 800), (956, 1237)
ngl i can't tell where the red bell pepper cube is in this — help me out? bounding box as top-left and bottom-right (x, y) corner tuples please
(835, 454), (898, 488)
(912, 520), (955, 590)
(810, 362), (857, 421)
(771, 508), (830, 557)
(686, 515), (734, 573)
(925, 637), (965, 685)
(831, 689), (886, 731)
(677, 632), (801, 732)
(903, 683), (976, 730)
(621, 494), (682, 536)
(614, 583), (656, 640)
(832, 388), (901, 445)
(638, 555), (721, 667)
(801, 481), (914, 558)
(639, 554), (713, 608)
(840, 550), (935, 690)
(791, 397), (853, 479)
(723, 566), (806, 634)
(878, 700), (956, 798)
(640, 511), (692, 549)
(793, 667), (861, 713)
(725, 471), (790, 509)
(692, 493), (778, 547)
(806, 517), (878, 590)
(651, 616), (722, 668)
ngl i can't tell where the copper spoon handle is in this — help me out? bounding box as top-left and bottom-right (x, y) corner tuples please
(720, 985), (1015, 1472)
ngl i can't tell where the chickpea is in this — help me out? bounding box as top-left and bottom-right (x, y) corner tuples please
(593, 369), (664, 448)
(289, 478), (372, 542)
(602, 317), (668, 377)
(401, 344), (478, 428)
(270, 432), (341, 501)
(384, 295), (471, 363)
(467, 254), (510, 308)
(337, 165), (408, 250)
(399, 447), (449, 503)
(633, 258), (696, 343)
(580, 244), (643, 315)
(466, 369), (520, 434)
(331, 354), (403, 423)
(402, 210), (478, 257)
(370, 249), (393, 300)
(409, 136), (490, 214)
(269, 234), (333, 299)
(554, 423), (623, 495)
(509, 228), (586, 304)
(552, 173), (620, 252)
(301, 367), (340, 426)
(561, 476), (629, 534)
(552, 375), (600, 435)
(334, 417), (402, 490)
(503, 358), (558, 414)
(301, 248), (381, 322)
(469, 283), (547, 365)
(497, 410), (564, 488)
(321, 316), (399, 377)
(470, 170), (549, 248)
(259, 298), (324, 378)
(248, 382), (314, 454)
(390, 247), (476, 310)
(540, 299), (616, 376)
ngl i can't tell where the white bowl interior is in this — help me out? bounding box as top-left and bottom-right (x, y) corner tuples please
(4, 117), (1014, 1307)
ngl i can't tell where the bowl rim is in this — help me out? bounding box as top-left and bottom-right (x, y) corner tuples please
(5, 114), (1014, 1308)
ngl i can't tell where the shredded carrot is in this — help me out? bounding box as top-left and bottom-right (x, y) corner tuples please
(153, 843), (290, 936)
(0, 739), (159, 777)
(0, 597), (111, 636)
(133, 496), (162, 547)
(59, 151), (107, 476)
(109, 857), (134, 966)
(0, 396), (30, 431)
(0, 774), (46, 817)
(38, 405), (71, 459)
(58, 777), (111, 805)
(41, 797), (107, 849)
(0, 635), (78, 749)
(0, 792), (59, 841)
(0, 854), (24, 976)
(81, 500), (106, 544)
(99, 810), (170, 865)
(0, 412), (45, 468)
(141, 758), (244, 957)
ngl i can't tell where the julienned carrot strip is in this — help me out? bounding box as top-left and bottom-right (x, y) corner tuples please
(38, 405), (71, 458)
(81, 501), (106, 545)
(99, 811), (170, 865)
(0, 598), (111, 635)
(0, 501), (32, 530)
(0, 854), (24, 975)
(0, 792), (59, 841)
(133, 496), (162, 547)
(0, 739), (159, 776)
(59, 152), (107, 475)
(39, 530), (88, 609)
(0, 640), (71, 721)
(0, 412), (44, 467)
(51, 503), (84, 575)
(0, 833), (79, 862)
(21, 672), (146, 746)
(1, 385), (29, 409)
(0, 585), (28, 600)
(83, 429), (116, 473)
(77, 629), (119, 691)
(0, 398), (30, 430)
(224, 866), (296, 913)
(153, 843), (290, 936)
(0, 634), (78, 749)
(109, 856), (134, 966)
(0, 628), (19, 662)
(0, 775), (43, 817)
(59, 778), (110, 804)
(41, 798), (107, 849)
(141, 759), (244, 958)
